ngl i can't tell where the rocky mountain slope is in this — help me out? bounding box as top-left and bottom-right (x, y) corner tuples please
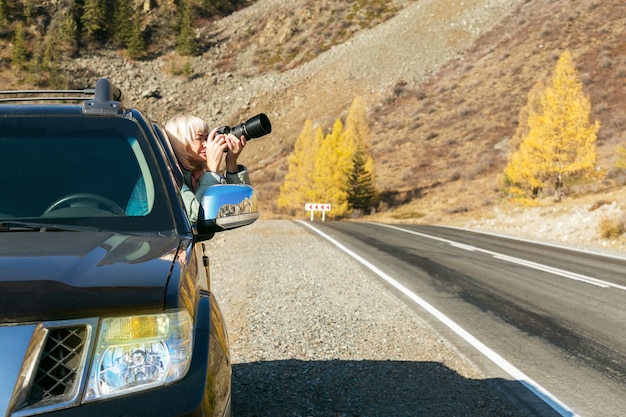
(67, 0), (529, 203)
(79, 2), (624, 196)
(4, 0), (625, 252)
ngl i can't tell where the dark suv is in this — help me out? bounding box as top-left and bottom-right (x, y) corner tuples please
(0, 78), (258, 417)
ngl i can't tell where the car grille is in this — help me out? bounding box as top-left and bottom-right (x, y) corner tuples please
(28, 326), (87, 404)
(9, 320), (96, 417)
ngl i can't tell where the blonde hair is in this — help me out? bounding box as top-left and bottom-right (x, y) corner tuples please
(164, 114), (209, 170)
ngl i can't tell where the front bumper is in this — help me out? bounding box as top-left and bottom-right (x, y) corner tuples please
(1, 297), (230, 417)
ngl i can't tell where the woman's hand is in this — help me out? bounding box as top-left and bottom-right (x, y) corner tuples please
(225, 133), (247, 173)
(205, 128), (228, 172)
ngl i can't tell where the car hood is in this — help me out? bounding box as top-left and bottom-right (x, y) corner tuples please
(0, 231), (181, 323)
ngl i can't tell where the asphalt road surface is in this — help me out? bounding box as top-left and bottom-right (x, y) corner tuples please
(300, 221), (626, 417)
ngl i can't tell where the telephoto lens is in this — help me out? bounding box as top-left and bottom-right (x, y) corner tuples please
(216, 113), (272, 140)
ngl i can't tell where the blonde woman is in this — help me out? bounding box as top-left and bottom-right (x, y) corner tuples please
(164, 114), (250, 223)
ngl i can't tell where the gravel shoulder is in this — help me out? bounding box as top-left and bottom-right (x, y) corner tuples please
(207, 220), (531, 417)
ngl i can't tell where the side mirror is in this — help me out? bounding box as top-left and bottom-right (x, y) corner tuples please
(196, 184), (259, 237)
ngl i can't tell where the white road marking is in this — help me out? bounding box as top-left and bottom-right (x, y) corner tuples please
(377, 223), (626, 291)
(298, 220), (580, 417)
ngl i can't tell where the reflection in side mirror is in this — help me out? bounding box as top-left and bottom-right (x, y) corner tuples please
(197, 184), (259, 235)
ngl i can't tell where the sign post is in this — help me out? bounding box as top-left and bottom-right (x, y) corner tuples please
(305, 203), (331, 221)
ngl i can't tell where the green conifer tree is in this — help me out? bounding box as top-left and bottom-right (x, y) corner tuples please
(201, 0), (236, 15)
(24, 0), (34, 25)
(59, 10), (79, 54)
(176, 0), (199, 56)
(0, 0), (7, 29)
(343, 96), (376, 213)
(113, 0), (133, 48)
(347, 149), (376, 213)
(11, 22), (28, 72)
(42, 35), (63, 87)
(126, 8), (146, 60)
(81, 0), (107, 42)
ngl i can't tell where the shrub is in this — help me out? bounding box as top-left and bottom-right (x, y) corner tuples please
(589, 199), (611, 211)
(598, 217), (625, 239)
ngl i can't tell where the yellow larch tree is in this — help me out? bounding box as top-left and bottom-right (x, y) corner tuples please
(344, 97), (370, 148)
(277, 119), (316, 213)
(311, 118), (355, 218)
(505, 50), (600, 202)
(306, 127), (325, 203)
(508, 80), (545, 153)
(278, 97), (377, 217)
(504, 81), (548, 199)
(615, 145), (626, 171)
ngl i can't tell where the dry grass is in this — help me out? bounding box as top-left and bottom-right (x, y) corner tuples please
(355, 0), (626, 222)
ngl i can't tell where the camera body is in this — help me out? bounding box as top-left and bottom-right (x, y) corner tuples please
(216, 113), (272, 140)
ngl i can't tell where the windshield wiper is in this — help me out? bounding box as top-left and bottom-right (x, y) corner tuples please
(0, 221), (99, 232)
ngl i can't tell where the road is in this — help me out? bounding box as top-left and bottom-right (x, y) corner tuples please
(299, 221), (626, 417)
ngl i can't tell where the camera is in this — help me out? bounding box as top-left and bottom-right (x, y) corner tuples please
(216, 113), (272, 140)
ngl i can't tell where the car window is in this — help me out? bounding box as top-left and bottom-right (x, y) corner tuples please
(0, 116), (174, 232)
(152, 122), (184, 188)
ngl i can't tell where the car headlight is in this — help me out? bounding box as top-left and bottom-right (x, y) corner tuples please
(84, 310), (192, 402)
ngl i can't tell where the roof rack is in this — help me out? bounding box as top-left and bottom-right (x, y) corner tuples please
(0, 89), (95, 103)
(83, 78), (124, 115)
(0, 78), (124, 115)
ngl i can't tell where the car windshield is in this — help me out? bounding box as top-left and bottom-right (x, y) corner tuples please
(0, 115), (175, 233)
